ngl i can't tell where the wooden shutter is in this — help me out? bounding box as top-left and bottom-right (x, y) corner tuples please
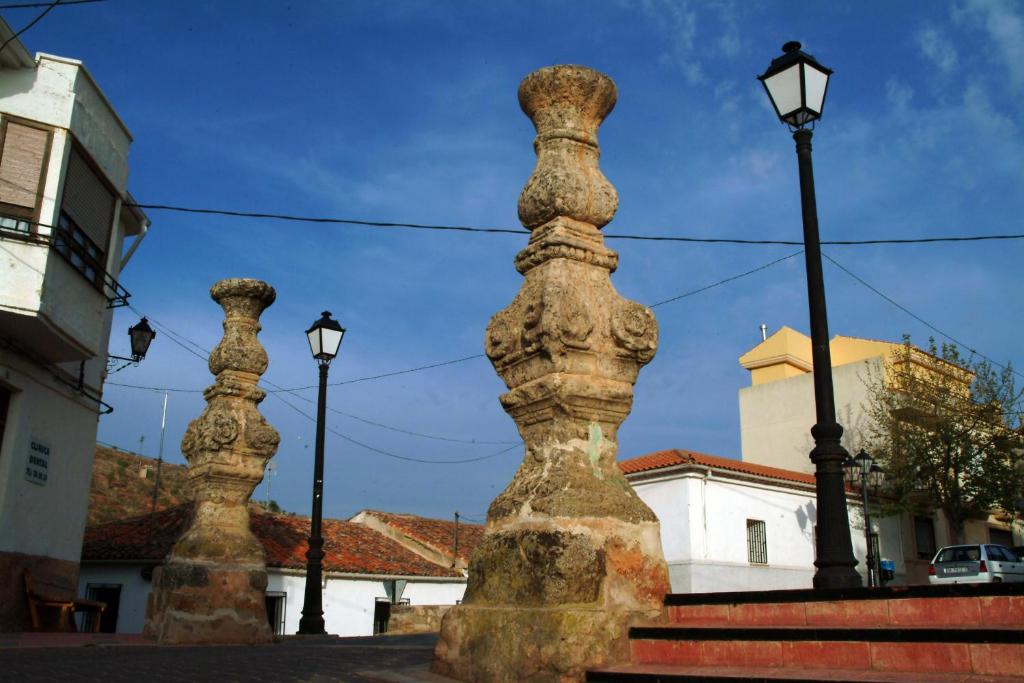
(0, 120), (49, 213)
(62, 146), (115, 250)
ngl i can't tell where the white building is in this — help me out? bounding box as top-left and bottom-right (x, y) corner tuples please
(79, 505), (479, 636)
(0, 20), (148, 630)
(622, 449), (904, 592)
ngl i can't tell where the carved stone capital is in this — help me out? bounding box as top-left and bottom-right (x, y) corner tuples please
(517, 65), (619, 230)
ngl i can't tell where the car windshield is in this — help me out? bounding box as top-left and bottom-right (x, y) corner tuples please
(937, 546), (981, 563)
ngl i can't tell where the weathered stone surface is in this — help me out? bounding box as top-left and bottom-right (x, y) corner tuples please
(434, 65), (670, 682)
(144, 278), (279, 645)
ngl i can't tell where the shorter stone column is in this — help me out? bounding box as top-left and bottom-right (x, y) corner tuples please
(144, 278), (280, 644)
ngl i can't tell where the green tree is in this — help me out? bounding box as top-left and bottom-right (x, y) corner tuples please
(863, 337), (1024, 544)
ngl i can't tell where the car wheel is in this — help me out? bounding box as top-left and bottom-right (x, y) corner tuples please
(993, 577), (1003, 583)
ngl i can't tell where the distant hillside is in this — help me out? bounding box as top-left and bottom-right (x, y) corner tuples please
(88, 445), (191, 525)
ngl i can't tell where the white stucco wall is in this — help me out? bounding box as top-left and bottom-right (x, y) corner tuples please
(739, 358), (881, 474)
(74, 567), (466, 636)
(631, 468), (907, 593)
(0, 357), (100, 562)
(266, 572), (466, 637)
(77, 564), (151, 634)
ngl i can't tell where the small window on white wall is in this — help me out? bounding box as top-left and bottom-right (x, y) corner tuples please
(747, 519), (768, 565)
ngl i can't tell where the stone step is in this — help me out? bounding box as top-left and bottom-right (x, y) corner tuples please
(627, 626), (1024, 676)
(586, 663), (1024, 682)
(665, 584), (1024, 629)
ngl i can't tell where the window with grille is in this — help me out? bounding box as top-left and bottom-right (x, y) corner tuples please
(747, 519), (768, 565)
(0, 117), (52, 234)
(54, 145), (116, 287)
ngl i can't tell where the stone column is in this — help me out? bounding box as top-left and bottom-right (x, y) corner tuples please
(144, 278), (280, 644)
(433, 65), (670, 682)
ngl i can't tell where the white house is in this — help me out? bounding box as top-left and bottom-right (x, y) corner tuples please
(78, 505), (481, 636)
(622, 449), (905, 592)
(0, 19), (149, 631)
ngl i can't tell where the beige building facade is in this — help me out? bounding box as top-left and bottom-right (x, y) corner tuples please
(737, 326), (1020, 583)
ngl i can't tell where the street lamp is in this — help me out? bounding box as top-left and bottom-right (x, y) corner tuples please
(107, 317), (157, 373)
(758, 42), (861, 589)
(297, 311), (346, 635)
(844, 450), (886, 586)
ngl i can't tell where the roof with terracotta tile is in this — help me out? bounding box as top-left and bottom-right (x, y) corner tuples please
(619, 449), (817, 487)
(82, 505), (463, 578)
(356, 511), (485, 564)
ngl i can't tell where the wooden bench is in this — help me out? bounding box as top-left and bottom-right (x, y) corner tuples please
(24, 571), (106, 632)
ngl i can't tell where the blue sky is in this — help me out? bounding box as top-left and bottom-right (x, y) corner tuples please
(11, 0), (1023, 522)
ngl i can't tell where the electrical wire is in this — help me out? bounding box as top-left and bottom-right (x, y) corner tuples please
(126, 203), (1024, 247)
(0, 0), (100, 7)
(648, 251), (802, 308)
(267, 388), (521, 464)
(106, 251), (806, 395)
(0, 0), (60, 56)
(821, 252), (1024, 383)
(112, 307), (522, 455)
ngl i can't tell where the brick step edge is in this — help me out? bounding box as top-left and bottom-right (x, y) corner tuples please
(663, 582), (1024, 607)
(587, 664), (1024, 683)
(631, 626), (1024, 644)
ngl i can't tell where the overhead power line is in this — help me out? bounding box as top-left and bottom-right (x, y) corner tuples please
(126, 203), (1024, 247)
(821, 252), (1024, 383)
(648, 251), (802, 308)
(0, 0), (101, 8)
(108, 250), (805, 396)
(0, 0), (60, 55)
(113, 307), (519, 457)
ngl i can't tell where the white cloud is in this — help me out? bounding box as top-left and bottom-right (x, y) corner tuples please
(885, 78), (914, 111)
(961, 0), (1024, 88)
(916, 26), (958, 72)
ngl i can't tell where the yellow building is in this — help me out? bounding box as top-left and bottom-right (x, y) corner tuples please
(738, 327), (1019, 582)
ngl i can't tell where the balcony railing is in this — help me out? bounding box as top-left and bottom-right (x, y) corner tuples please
(0, 219), (131, 308)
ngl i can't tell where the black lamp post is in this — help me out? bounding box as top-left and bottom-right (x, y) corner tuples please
(297, 310), (346, 635)
(759, 41), (861, 589)
(844, 449), (885, 586)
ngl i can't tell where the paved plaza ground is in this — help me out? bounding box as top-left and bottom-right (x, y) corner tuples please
(0, 633), (454, 682)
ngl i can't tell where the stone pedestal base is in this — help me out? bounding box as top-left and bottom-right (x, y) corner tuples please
(144, 562), (271, 645)
(433, 519), (669, 682)
(434, 604), (660, 682)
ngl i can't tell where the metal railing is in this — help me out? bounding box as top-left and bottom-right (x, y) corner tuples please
(0, 220), (131, 308)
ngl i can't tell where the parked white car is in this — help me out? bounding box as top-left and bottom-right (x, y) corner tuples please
(929, 544), (1024, 584)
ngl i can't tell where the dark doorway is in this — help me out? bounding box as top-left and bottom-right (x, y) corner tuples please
(0, 385), (10, 459)
(85, 584), (121, 633)
(265, 592), (286, 635)
(373, 598), (390, 635)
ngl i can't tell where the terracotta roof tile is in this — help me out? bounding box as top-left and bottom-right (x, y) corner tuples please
(357, 511), (485, 564)
(619, 449), (816, 487)
(82, 506), (463, 578)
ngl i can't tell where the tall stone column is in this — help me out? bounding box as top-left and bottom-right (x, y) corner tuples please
(144, 278), (280, 644)
(434, 65), (670, 682)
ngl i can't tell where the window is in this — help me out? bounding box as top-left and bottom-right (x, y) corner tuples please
(914, 516), (936, 560)
(990, 527), (1013, 548)
(53, 211), (105, 286)
(53, 146), (116, 288)
(746, 519), (768, 565)
(264, 592), (286, 636)
(0, 117), (51, 234)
